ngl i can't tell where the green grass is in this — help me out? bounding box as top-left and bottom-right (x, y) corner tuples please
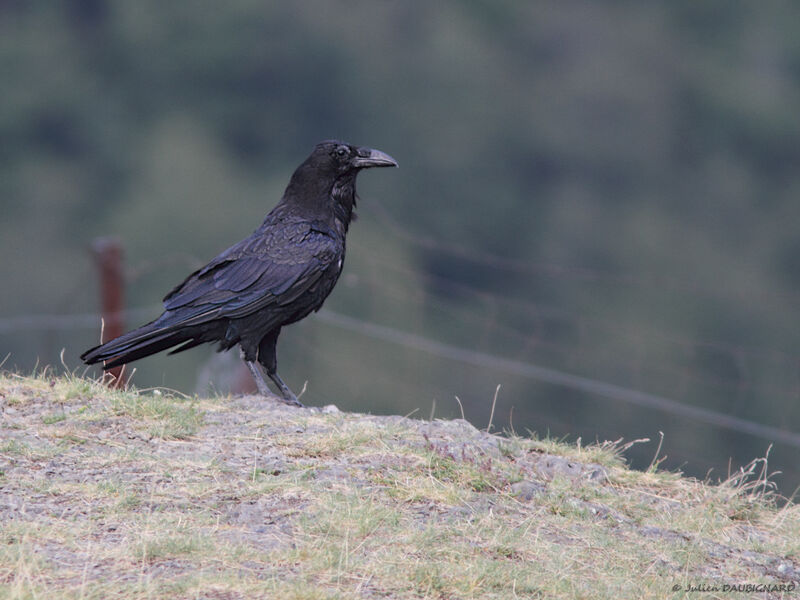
(1, 371), (798, 599)
(41, 412), (67, 425)
(108, 390), (203, 439)
(134, 531), (208, 563)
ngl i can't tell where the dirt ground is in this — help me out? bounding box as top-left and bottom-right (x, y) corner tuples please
(1, 375), (799, 599)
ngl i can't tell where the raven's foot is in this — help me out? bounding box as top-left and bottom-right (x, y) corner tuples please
(268, 371), (304, 408)
(244, 361), (304, 407)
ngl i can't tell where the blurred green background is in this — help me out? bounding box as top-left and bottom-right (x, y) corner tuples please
(2, 1), (799, 494)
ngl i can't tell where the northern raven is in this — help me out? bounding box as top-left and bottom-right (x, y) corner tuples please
(82, 140), (397, 406)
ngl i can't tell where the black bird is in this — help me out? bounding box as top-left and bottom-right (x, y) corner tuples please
(82, 140), (397, 406)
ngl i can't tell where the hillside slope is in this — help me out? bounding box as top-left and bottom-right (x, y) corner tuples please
(1, 373), (798, 599)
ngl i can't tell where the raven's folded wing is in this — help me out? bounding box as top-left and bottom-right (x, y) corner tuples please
(160, 221), (339, 327)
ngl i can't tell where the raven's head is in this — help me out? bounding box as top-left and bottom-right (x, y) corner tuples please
(282, 140), (397, 226)
(314, 140), (398, 175)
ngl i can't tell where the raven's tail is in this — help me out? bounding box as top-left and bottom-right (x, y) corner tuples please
(80, 319), (192, 370)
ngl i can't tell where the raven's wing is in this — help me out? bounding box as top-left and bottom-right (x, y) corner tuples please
(160, 220), (339, 327)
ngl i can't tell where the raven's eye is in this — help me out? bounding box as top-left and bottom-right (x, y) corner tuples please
(336, 147), (348, 157)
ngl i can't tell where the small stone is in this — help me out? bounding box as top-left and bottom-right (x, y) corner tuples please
(587, 466), (608, 483)
(313, 466), (349, 481)
(321, 404), (340, 414)
(533, 454), (608, 484)
(511, 480), (546, 501)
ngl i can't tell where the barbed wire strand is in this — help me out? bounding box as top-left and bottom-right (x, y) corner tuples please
(363, 200), (800, 307)
(346, 261), (800, 401)
(0, 307), (159, 334)
(351, 239), (800, 365)
(312, 309), (800, 449)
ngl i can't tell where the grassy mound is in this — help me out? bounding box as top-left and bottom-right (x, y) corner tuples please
(1, 372), (798, 599)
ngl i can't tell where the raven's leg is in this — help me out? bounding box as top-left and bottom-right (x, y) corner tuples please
(244, 358), (273, 396)
(238, 346), (274, 396)
(258, 329), (304, 407)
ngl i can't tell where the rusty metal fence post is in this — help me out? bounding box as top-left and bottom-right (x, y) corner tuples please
(91, 237), (127, 388)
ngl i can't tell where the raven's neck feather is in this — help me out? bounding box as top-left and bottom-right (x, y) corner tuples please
(277, 168), (358, 234)
(331, 176), (357, 232)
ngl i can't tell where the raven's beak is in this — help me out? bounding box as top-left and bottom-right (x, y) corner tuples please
(353, 147), (398, 169)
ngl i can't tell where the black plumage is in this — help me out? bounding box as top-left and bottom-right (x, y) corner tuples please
(81, 140), (397, 405)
